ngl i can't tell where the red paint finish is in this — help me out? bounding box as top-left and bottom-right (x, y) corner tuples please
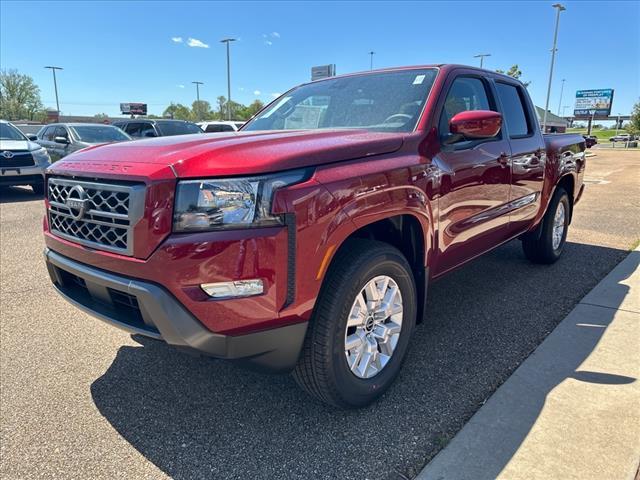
(449, 110), (502, 139)
(43, 64), (585, 343)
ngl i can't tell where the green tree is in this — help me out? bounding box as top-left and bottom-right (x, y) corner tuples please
(241, 99), (265, 120)
(191, 100), (213, 121)
(625, 99), (640, 136)
(0, 69), (44, 120)
(216, 96), (227, 119)
(163, 102), (192, 120)
(496, 64), (531, 87)
(93, 113), (109, 120)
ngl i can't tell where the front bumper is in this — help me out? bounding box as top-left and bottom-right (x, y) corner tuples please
(0, 165), (45, 186)
(45, 248), (307, 372)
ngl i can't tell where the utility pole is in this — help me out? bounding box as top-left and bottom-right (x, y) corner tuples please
(369, 51), (375, 70)
(542, 3), (566, 133)
(615, 113), (621, 135)
(557, 78), (566, 115)
(473, 53), (491, 69)
(192, 81), (203, 102)
(44, 66), (63, 116)
(220, 38), (236, 120)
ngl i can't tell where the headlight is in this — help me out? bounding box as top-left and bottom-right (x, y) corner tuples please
(31, 147), (51, 165)
(173, 169), (309, 232)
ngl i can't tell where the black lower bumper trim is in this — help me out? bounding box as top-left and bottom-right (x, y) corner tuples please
(0, 174), (44, 187)
(45, 248), (307, 372)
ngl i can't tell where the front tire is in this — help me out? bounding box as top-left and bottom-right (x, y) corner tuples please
(293, 239), (417, 408)
(522, 188), (570, 264)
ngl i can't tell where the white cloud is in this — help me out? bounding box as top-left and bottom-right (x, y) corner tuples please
(271, 32), (280, 38)
(187, 38), (209, 48)
(262, 34), (268, 38)
(171, 36), (183, 43)
(264, 40), (273, 46)
(253, 90), (261, 96)
(177, 84), (185, 89)
(238, 87), (245, 92)
(270, 92), (281, 98)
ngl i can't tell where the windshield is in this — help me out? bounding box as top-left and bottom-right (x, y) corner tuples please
(71, 125), (131, 143)
(0, 122), (28, 141)
(243, 69), (438, 133)
(156, 121), (202, 136)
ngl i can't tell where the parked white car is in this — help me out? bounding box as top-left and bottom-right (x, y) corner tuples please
(197, 121), (245, 133)
(609, 133), (634, 142)
(0, 120), (51, 194)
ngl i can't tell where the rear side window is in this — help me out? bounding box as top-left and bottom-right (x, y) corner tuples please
(439, 77), (492, 136)
(495, 83), (531, 137)
(205, 124), (234, 132)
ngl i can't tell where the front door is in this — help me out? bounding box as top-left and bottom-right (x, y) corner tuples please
(432, 74), (513, 276)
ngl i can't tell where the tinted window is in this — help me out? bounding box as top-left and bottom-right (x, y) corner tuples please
(139, 123), (157, 137)
(155, 121), (202, 136)
(41, 126), (55, 140)
(496, 83), (530, 137)
(0, 122), (27, 140)
(205, 124), (234, 132)
(124, 123), (143, 137)
(439, 77), (492, 137)
(71, 125), (131, 143)
(244, 69), (438, 133)
(54, 126), (69, 139)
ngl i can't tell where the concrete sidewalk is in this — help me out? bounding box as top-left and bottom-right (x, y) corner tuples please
(418, 248), (640, 480)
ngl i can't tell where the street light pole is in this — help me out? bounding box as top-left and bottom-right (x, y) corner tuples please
(556, 78), (566, 115)
(473, 53), (491, 69)
(369, 51), (375, 70)
(542, 3), (566, 133)
(44, 66), (63, 116)
(220, 38), (236, 120)
(616, 113), (621, 135)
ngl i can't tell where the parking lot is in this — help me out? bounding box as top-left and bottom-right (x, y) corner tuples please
(1, 149), (639, 479)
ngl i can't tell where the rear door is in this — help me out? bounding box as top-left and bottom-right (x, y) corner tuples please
(51, 126), (71, 161)
(432, 72), (513, 276)
(494, 81), (545, 234)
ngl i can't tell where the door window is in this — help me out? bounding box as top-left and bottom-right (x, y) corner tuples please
(124, 123), (142, 137)
(495, 83), (531, 138)
(138, 123), (157, 137)
(54, 126), (69, 140)
(439, 77), (492, 138)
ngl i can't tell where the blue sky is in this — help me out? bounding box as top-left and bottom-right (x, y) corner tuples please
(1, 0), (638, 118)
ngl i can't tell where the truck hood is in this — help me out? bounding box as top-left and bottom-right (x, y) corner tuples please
(51, 130), (405, 178)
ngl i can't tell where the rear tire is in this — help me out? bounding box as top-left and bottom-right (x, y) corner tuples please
(293, 239), (417, 408)
(522, 188), (570, 264)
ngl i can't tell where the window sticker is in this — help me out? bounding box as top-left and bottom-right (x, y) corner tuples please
(413, 74), (426, 85)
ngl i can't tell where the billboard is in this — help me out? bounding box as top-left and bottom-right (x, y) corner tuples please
(311, 64), (336, 81)
(120, 102), (147, 115)
(573, 89), (613, 118)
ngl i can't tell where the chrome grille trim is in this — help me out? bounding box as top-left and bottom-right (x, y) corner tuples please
(47, 177), (145, 256)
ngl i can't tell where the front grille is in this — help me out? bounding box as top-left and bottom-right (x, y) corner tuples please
(0, 151), (35, 168)
(47, 177), (145, 256)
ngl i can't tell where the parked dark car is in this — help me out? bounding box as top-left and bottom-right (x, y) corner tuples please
(582, 135), (597, 148)
(36, 123), (131, 161)
(112, 119), (202, 138)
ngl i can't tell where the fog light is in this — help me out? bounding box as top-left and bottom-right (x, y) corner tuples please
(201, 280), (264, 299)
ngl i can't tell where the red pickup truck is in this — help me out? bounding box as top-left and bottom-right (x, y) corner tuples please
(43, 65), (585, 407)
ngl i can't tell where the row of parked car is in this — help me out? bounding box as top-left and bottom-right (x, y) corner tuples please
(0, 119), (245, 193)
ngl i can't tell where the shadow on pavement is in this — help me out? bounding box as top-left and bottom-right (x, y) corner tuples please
(90, 241), (632, 480)
(424, 249), (638, 480)
(0, 186), (43, 203)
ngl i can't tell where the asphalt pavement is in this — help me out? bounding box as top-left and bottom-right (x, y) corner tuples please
(1, 149), (639, 480)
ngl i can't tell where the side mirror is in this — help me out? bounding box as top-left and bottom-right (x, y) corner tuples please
(450, 110), (502, 139)
(54, 136), (70, 144)
(27, 134), (38, 141)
